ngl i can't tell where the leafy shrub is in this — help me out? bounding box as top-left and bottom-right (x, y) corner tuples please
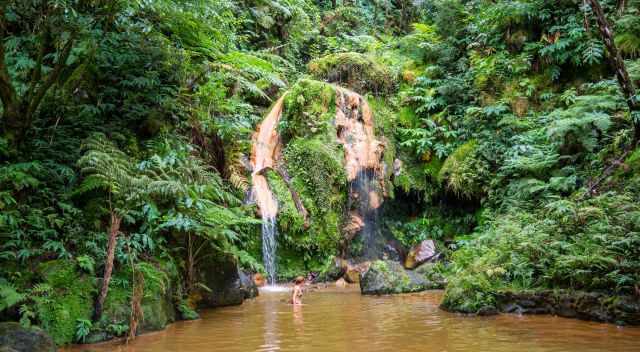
(438, 140), (490, 199)
(443, 192), (640, 313)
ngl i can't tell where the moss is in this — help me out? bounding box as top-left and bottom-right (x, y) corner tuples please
(369, 96), (398, 198)
(280, 79), (336, 142)
(398, 106), (418, 127)
(102, 273), (130, 326)
(100, 260), (179, 336)
(35, 260), (94, 345)
(308, 52), (397, 95)
(138, 261), (177, 332)
(269, 137), (346, 271)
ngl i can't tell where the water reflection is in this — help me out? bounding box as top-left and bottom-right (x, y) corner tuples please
(62, 287), (640, 352)
(260, 294), (280, 352)
(292, 303), (304, 333)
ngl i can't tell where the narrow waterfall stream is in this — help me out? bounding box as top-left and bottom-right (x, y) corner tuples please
(335, 88), (385, 259)
(251, 96), (286, 285)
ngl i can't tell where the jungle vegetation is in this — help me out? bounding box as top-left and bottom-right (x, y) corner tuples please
(1, 0), (639, 344)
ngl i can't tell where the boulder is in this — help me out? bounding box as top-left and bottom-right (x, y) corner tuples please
(335, 278), (348, 287)
(404, 240), (439, 269)
(317, 257), (348, 282)
(196, 254), (245, 308)
(495, 290), (640, 325)
(141, 277), (177, 332)
(360, 260), (443, 295)
(414, 263), (447, 288)
(239, 271), (259, 299)
(344, 262), (370, 284)
(0, 322), (56, 352)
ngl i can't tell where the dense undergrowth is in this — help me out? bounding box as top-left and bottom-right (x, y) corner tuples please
(1, 0), (640, 344)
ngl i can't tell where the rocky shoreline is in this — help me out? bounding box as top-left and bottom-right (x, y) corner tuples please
(493, 290), (640, 326)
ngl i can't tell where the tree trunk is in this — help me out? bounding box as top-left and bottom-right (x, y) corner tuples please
(1, 104), (29, 147)
(586, 0), (640, 142)
(94, 212), (122, 321)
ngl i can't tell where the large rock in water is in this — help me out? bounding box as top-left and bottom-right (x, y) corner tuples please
(0, 322), (56, 352)
(196, 254), (257, 307)
(360, 260), (444, 295)
(239, 271), (259, 299)
(495, 290), (640, 325)
(404, 240), (439, 269)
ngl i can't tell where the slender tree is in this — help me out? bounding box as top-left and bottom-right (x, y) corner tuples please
(586, 0), (640, 142)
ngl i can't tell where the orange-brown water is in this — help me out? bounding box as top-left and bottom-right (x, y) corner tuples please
(64, 287), (640, 352)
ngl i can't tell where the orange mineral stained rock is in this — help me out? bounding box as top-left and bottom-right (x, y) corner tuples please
(251, 95), (286, 220)
(335, 88), (384, 185)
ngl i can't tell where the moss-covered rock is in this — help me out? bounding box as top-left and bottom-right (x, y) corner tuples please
(35, 260), (94, 345)
(195, 254), (245, 308)
(359, 260), (442, 295)
(98, 260), (180, 340)
(280, 79), (337, 142)
(0, 322), (56, 352)
(239, 271), (259, 299)
(272, 84), (348, 271)
(494, 290), (640, 325)
(308, 52), (397, 95)
(139, 263), (177, 332)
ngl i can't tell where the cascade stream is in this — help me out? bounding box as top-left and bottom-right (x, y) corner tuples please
(250, 86), (385, 283)
(251, 95), (286, 285)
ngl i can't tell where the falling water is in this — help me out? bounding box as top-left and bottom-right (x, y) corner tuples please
(251, 87), (385, 278)
(261, 217), (278, 285)
(335, 88), (385, 260)
(349, 169), (381, 260)
(251, 96), (286, 286)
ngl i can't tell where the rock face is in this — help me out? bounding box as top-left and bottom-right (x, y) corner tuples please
(141, 278), (177, 332)
(197, 254), (257, 308)
(0, 322), (56, 352)
(404, 240), (439, 269)
(360, 260), (444, 295)
(239, 271), (259, 299)
(495, 290), (640, 325)
(317, 257), (348, 282)
(344, 262), (370, 284)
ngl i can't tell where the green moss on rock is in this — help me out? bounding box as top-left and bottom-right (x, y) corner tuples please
(35, 260), (94, 345)
(280, 79), (336, 142)
(308, 52), (397, 95)
(360, 260), (441, 295)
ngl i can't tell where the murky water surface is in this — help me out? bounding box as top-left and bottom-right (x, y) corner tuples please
(64, 286), (640, 352)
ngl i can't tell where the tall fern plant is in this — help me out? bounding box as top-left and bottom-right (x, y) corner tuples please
(76, 134), (147, 321)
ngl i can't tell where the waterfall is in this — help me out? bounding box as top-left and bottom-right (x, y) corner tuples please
(261, 217), (278, 285)
(335, 88), (385, 260)
(251, 96), (286, 285)
(250, 86), (386, 279)
(350, 169), (381, 259)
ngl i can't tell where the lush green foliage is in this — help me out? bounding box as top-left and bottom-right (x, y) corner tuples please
(2, 0), (640, 341)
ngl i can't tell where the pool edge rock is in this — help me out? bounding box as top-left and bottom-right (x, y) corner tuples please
(0, 322), (56, 352)
(359, 260), (445, 295)
(495, 290), (640, 326)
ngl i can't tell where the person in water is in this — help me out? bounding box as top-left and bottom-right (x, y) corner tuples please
(291, 276), (304, 305)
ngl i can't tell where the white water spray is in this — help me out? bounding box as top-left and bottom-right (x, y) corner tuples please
(261, 216), (278, 285)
